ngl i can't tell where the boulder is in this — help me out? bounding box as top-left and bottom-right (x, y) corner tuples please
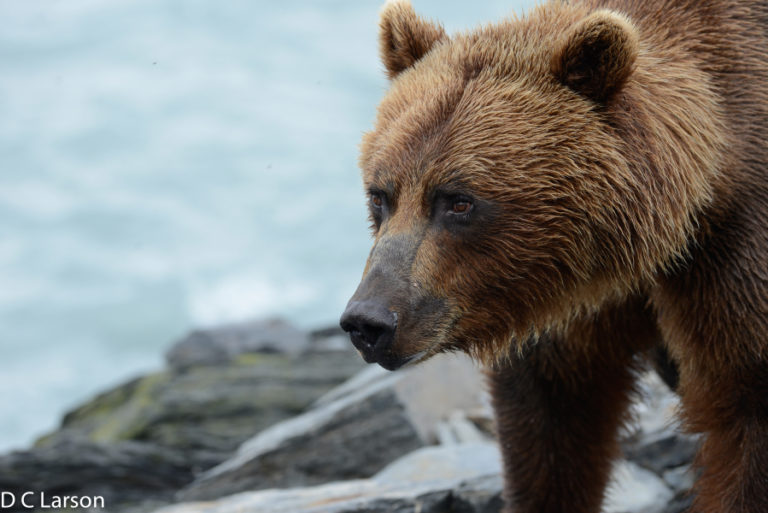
(178, 353), (488, 501)
(38, 350), (365, 470)
(604, 461), (674, 513)
(623, 432), (699, 477)
(620, 370), (697, 509)
(159, 443), (675, 513)
(14, 321), (366, 512)
(0, 437), (191, 511)
(166, 318), (313, 369)
(158, 443), (503, 513)
(0, 312), (699, 513)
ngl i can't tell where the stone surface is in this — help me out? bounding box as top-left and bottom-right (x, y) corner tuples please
(160, 446), (678, 513)
(166, 318), (313, 369)
(623, 431), (699, 476)
(170, 365), (692, 512)
(661, 465), (696, 494)
(373, 443), (501, 484)
(158, 444), (503, 513)
(624, 372), (682, 442)
(435, 410), (493, 445)
(178, 353), (488, 501)
(8, 321), (365, 513)
(620, 370), (697, 509)
(38, 350), (365, 470)
(0, 437), (191, 511)
(605, 460), (674, 513)
(0, 310), (700, 513)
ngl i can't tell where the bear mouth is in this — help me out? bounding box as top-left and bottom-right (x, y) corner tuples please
(358, 347), (429, 371)
(390, 349), (430, 370)
(376, 342), (443, 371)
(346, 328), (437, 371)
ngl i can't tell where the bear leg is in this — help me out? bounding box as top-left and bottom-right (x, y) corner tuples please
(653, 227), (768, 513)
(681, 375), (768, 513)
(487, 296), (658, 513)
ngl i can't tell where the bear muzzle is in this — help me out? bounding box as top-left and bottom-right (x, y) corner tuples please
(339, 298), (404, 370)
(340, 231), (443, 370)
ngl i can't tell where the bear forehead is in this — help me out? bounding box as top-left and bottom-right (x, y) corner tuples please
(361, 38), (597, 191)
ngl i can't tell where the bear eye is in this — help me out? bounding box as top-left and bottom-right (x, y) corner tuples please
(367, 190), (388, 233)
(447, 195), (474, 217)
(451, 199), (472, 214)
(369, 191), (385, 210)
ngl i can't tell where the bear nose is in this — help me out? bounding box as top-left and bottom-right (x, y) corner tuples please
(339, 300), (397, 362)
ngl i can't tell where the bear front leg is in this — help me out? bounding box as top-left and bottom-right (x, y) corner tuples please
(488, 297), (659, 513)
(675, 367), (768, 513)
(654, 243), (768, 513)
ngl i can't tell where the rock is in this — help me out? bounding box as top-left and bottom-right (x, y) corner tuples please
(308, 326), (352, 352)
(1, 314), (700, 513)
(16, 320), (366, 513)
(624, 371), (682, 442)
(0, 437), (191, 511)
(623, 431), (699, 476)
(157, 443), (503, 513)
(659, 465), (696, 513)
(621, 370), (698, 481)
(605, 460), (674, 513)
(435, 410), (493, 445)
(661, 465), (696, 494)
(661, 492), (694, 513)
(161, 478), (466, 513)
(178, 353), (488, 501)
(166, 318), (312, 368)
(160, 445), (679, 513)
(374, 442), (501, 484)
(618, 370), (697, 511)
(38, 350), (365, 470)
(177, 371), (424, 500)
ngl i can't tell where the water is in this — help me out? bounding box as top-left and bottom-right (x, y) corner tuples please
(0, 0), (531, 451)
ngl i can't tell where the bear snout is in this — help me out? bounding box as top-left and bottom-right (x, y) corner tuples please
(339, 299), (399, 368)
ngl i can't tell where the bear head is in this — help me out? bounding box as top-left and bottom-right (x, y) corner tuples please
(340, 0), (724, 369)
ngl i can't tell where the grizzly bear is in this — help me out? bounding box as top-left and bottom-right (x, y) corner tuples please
(339, 0), (768, 512)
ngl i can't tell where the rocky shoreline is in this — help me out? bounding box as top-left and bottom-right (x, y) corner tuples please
(0, 319), (696, 512)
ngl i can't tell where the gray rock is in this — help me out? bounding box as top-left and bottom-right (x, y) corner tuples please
(161, 479), (458, 513)
(374, 443), (501, 484)
(621, 371), (698, 479)
(624, 431), (699, 476)
(160, 445), (678, 513)
(39, 350), (365, 468)
(157, 443), (503, 513)
(178, 353), (488, 501)
(661, 465), (695, 494)
(661, 492), (694, 513)
(15, 325), (366, 513)
(660, 466), (696, 513)
(176, 373), (421, 501)
(166, 318), (312, 368)
(0, 437), (191, 510)
(435, 410), (493, 445)
(309, 326), (352, 352)
(605, 460), (674, 513)
(618, 370), (697, 512)
(624, 371), (682, 441)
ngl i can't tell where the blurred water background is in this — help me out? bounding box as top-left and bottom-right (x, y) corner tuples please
(0, 0), (529, 451)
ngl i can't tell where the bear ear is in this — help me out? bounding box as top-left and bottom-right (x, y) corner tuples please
(552, 10), (639, 103)
(379, 0), (446, 79)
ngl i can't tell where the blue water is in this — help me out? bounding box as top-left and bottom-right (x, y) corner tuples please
(0, 0), (530, 451)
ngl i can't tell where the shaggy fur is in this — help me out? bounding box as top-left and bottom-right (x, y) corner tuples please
(343, 0), (768, 511)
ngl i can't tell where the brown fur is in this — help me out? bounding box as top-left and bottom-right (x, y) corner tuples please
(345, 0), (768, 511)
(489, 295), (658, 513)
